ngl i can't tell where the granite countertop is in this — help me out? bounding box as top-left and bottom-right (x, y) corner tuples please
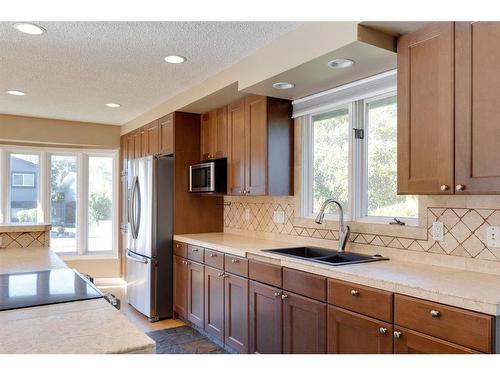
(0, 247), (156, 354)
(174, 232), (500, 316)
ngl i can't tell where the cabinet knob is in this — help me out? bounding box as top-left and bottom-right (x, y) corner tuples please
(231, 259), (239, 264)
(393, 331), (402, 339)
(350, 289), (359, 297)
(239, 190), (244, 194)
(176, 244), (181, 248)
(430, 310), (440, 318)
(273, 291), (281, 297)
(379, 327), (388, 334)
(210, 253), (217, 257)
(440, 184), (449, 191)
(281, 294), (288, 300)
(222, 274), (229, 279)
(456, 184), (466, 191)
(217, 272), (224, 277)
(186, 261), (191, 265)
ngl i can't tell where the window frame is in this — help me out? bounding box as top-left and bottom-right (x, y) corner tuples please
(0, 145), (119, 257)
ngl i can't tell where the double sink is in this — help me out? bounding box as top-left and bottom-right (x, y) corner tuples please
(262, 246), (388, 266)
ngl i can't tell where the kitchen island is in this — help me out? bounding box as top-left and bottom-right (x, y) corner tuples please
(0, 247), (156, 354)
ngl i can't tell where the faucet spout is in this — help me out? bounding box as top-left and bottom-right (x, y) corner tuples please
(314, 199), (350, 252)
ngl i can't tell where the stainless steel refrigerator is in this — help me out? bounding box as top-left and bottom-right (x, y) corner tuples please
(125, 155), (173, 321)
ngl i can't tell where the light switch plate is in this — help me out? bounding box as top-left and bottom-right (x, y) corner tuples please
(432, 221), (444, 241)
(486, 226), (500, 248)
(273, 210), (285, 224)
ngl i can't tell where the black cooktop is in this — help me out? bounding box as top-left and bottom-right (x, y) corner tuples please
(0, 268), (103, 311)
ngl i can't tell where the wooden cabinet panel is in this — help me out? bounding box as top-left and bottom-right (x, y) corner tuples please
(455, 22), (500, 193)
(127, 134), (135, 160)
(140, 128), (148, 157)
(282, 268), (326, 302)
(146, 120), (159, 155)
(327, 306), (393, 354)
(228, 99), (246, 195)
(224, 273), (249, 353)
(173, 241), (187, 258)
(224, 254), (248, 277)
(187, 260), (204, 328)
(397, 22), (454, 194)
(173, 255), (188, 319)
(215, 106), (228, 158)
(395, 294), (493, 353)
(328, 279), (393, 322)
(248, 259), (282, 288)
(201, 111), (217, 160)
(244, 95), (267, 195)
(394, 326), (479, 354)
(249, 281), (282, 354)
(187, 245), (204, 263)
(204, 266), (225, 341)
(159, 113), (174, 155)
(133, 131), (142, 159)
(204, 248), (224, 270)
(282, 291), (327, 354)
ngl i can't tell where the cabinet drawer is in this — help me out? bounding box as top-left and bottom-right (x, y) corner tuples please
(395, 294), (493, 353)
(328, 279), (393, 322)
(204, 248), (224, 270)
(173, 241), (187, 258)
(187, 245), (204, 263)
(282, 268), (326, 302)
(248, 259), (281, 288)
(224, 254), (248, 277)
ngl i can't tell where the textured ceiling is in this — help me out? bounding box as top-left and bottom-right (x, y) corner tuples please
(0, 22), (300, 125)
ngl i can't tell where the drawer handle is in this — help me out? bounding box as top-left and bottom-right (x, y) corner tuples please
(192, 248), (199, 252)
(176, 244), (181, 248)
(217, 272), (224, 277)
(231, 259), (239, 264)
(430, 310), (440, 318)
(273, 291), (281, 297)
(210, 253), (217, 257)
(379, 327), (388, 334)
(393, 331), (402, 339)
(222, 274), (229, 279)
(281, 294), (288, 300)
(350, 289), (359, 297)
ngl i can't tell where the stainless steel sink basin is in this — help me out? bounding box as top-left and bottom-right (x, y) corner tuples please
(262, 246), (388, 266)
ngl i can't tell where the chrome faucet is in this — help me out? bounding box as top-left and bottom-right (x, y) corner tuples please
(315, 199), (350, 252)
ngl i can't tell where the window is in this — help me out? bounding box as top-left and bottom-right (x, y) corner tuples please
(0, 146), (118, 256)
(301, 72), (418, 223)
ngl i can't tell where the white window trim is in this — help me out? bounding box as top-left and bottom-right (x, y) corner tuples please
(0, 144), (118, 257)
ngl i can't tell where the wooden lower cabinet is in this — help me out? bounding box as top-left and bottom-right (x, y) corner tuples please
(394, 327), (479, 354)
(187, 260), (204, 328)
(327, 306), (393, 354)
(283, 291), (327, 354)
(173, 255), (188, 319)
(204, 266), (224, 341)
(249, 281), (282, 354)
(224, 273), (249, 353)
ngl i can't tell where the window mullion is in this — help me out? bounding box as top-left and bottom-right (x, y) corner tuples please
(0, 149), (7, 223)
(78, 153), (88, 256)
(39, 151), (50, 224)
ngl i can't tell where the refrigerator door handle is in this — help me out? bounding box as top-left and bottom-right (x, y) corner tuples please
(129, 176), (139, 239)
(135, 176), (142, 237)
(126, 249), (149, 264)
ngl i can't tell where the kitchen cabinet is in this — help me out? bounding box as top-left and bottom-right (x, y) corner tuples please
(173, 255), (188, 319)
(204, 266), (225, 341)
(187, 260), (204, 328)
(282, 291), (327, 354)
(327, 306), (393, 354)
(227, 95), (293, 196)
(200, 107), (227, 160)
(224, 273), (249, 353)
(133, 130), (143, 159)
(146, 120), (159, 156)
(397, 22), (454, 195)
(455, 22), (500, 193)
(249, 280), (282, 354)
(159, 113), (174, 155)
(393, 327), (478, 354)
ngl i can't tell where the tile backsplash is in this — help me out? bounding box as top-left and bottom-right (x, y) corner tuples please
(223, 196), (500, 263)
(0, 231), (49, 248)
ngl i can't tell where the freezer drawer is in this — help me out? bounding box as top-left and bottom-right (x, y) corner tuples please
(126, 249), (154, 318)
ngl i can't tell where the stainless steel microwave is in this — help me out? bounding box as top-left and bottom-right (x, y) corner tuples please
(189, 158), (227, 194)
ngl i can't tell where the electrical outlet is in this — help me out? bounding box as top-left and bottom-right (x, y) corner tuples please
(273, 210), (285, 224)
(432, 221), (444, 241)
(486, 226), (500, 248)
(244, 208), (251, 223)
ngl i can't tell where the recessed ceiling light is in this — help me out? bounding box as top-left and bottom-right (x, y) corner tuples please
(164, 55), (187, 64)
(13, 23), (46, 35)
(327, 58), (355, 69)
(7, 90), (26, 96)
(106, 103), (121, 108)
(272, 82), (295, 90)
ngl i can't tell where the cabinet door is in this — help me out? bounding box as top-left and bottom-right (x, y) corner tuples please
(147, 120), (159, 156)
(282, 291), (327, 354)
(187, 260), (204, 328)
(204, 266), (224, 341)
(141, 128), (148, 157)
(227, 99), (246, 195)
(133, 131), (142, 159)
(127, 134), (135, 160)
(455, 22), (500, 193)
(327, 306), (393, 354)
(215, 106), (228, 158)
(159, 113), (174, 155)
(397, 22), (454, 194)
(394, 327), (478, 354)
(173, 255), (188, 319)
(224, 273), (249, 353)
(244, 95), (267, 195)
(249, 281), (282, 354)
(201, 111), (217, 160)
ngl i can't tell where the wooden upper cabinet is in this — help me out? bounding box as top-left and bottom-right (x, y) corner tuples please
(159, 113), (174, 155)
(146, 120), (159, 156)
(201, 106), (228, 161)
(216, 106), (228, 158)
(228, 99), (246, 195)
(133, 131), (142, 159)
(455, 22), (500, 194)
(397, 22), (454, 195)
(245, 95), (268, 195)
